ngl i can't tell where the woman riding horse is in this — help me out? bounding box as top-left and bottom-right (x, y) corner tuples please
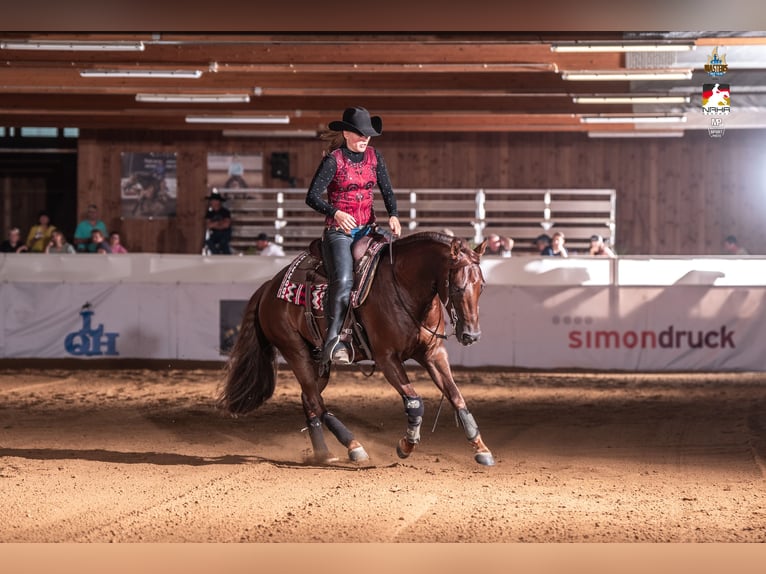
(220, 231), (495, 467)
(305, 106), (402, 369)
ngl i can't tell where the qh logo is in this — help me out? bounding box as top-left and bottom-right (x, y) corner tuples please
(702, 83), (731, 116)
(704, 46), (728, 78)
(64, 302), (120, 357)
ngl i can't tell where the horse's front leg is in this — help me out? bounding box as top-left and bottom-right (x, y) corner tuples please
(375, 354), (426, 460)
(418, 345), (495, 466)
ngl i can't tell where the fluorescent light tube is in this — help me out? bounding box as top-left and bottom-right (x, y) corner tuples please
(136, 93), (251, 103)
(81, 69), (203, 79)
(222, 129), (318, 138)
(587, 131), (685, 138)
(562, 70), (693, 81)
(1, 40), (145, 51)
(186, 115), (291, 124)
(552, 42), (695, 53)
(580, 115), (687, 124)
(573, 95), (690, 104)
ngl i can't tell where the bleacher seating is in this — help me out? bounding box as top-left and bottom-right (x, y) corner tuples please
(220, 187), (616, 255)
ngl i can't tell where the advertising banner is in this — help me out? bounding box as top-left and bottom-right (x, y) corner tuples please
(2, 256), (766, 370)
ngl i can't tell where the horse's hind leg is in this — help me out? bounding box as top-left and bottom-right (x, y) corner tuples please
(281, 345), (369, 463)
(418, 346), (495, 466)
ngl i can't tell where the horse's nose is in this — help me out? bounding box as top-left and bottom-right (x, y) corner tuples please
(460, 331), (481, 345)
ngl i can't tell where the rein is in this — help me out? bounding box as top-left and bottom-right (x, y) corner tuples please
(388, 240), (459, 342)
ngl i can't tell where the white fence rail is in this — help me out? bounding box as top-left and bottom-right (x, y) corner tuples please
(219, 187), (616, 254)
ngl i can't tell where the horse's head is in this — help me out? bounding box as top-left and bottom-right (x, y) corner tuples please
(445, 237), (487, 345)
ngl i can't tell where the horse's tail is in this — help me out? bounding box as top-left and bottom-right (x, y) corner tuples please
(218, 281), (277, 415)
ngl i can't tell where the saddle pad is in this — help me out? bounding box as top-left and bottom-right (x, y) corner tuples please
(276, 251), (327, 310)
(278, 279), (328, 311)
(276, 239), (388, 311)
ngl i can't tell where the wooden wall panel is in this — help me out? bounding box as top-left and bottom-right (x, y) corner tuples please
(77, 129), (766, 256)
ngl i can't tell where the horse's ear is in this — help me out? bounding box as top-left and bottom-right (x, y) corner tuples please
(475, 239), (488, 257)
(450, 237), (463, 261)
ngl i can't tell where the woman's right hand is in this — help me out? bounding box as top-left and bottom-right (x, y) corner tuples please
(333, 210), (357, 233)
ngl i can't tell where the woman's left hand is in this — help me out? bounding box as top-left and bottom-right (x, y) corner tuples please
(389, 216), (401, 238)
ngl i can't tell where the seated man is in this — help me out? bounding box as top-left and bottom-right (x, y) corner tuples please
(254, 232), (285, 256)
(74, 204), (108, 253)
(204, 191), (233, 255)
(485, 233), (513, 257)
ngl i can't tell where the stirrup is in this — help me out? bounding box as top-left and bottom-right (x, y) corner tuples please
(331, 345), (351, 365)
(324, 337), (351, 366)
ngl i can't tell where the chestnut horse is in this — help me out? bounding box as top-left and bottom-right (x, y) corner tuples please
(218, 232), (495, 466)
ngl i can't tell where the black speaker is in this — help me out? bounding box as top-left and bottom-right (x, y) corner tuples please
(270, 152), (290, 180)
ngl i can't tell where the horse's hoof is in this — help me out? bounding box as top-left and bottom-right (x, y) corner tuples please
(310, 451), (339, 464)
(474, 451), (495, 466)
(348, 445), (369, 462)
(396, 437), (416, 459)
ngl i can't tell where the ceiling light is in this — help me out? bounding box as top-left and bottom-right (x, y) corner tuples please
(573, 95), (691, 104)
(587, 131), (685, 138)
(1, 40), (145, 51)
(186, 115), (290, 125)
(552, 42), (695, 53)
(136, 93), (250, 103)
(562, 70), (693, 81)
(580, 115), (688, 124)
(222, 129), (317, 138)
(80, 69), (203, 79)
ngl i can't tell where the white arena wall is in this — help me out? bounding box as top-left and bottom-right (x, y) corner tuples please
(2, 252), (766, 371)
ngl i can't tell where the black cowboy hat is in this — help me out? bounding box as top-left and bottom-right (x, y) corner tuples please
(205, 191), (227, 202)
(328, 106), (382, 137)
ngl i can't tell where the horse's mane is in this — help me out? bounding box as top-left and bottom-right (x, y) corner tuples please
(393, 231), (455, 248)
(392, 231), (481, 263)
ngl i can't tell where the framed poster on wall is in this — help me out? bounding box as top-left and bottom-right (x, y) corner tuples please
(120, 152), (178, 219)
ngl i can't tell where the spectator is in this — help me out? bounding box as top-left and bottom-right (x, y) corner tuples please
(1, 227), (28, 253)
(90, 229), (111, 254)
(108, 232), (129, 254)
(534, 234), (554, 256)
(26, 210), (57, 253)
(723, 235), (749, 255)
(254, 232), (285, 256)
(74, 204), (108, 253)
(46, 230), (76, 254)
(551, 231), (568, 257)
(204, 191), (233, 255)
(589, 234), (616, 258)
(485, 233), (513, 257)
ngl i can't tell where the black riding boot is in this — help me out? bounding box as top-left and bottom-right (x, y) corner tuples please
(322, 228), (354, 366)
(323, 286), (351, 365)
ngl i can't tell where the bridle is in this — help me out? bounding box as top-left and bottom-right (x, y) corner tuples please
(390, 241), (482, 343)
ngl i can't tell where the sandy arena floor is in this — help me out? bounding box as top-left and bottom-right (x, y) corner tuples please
(1, 365), (765, 543)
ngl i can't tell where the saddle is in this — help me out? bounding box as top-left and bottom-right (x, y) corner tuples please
(276, 227), (393, 361)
